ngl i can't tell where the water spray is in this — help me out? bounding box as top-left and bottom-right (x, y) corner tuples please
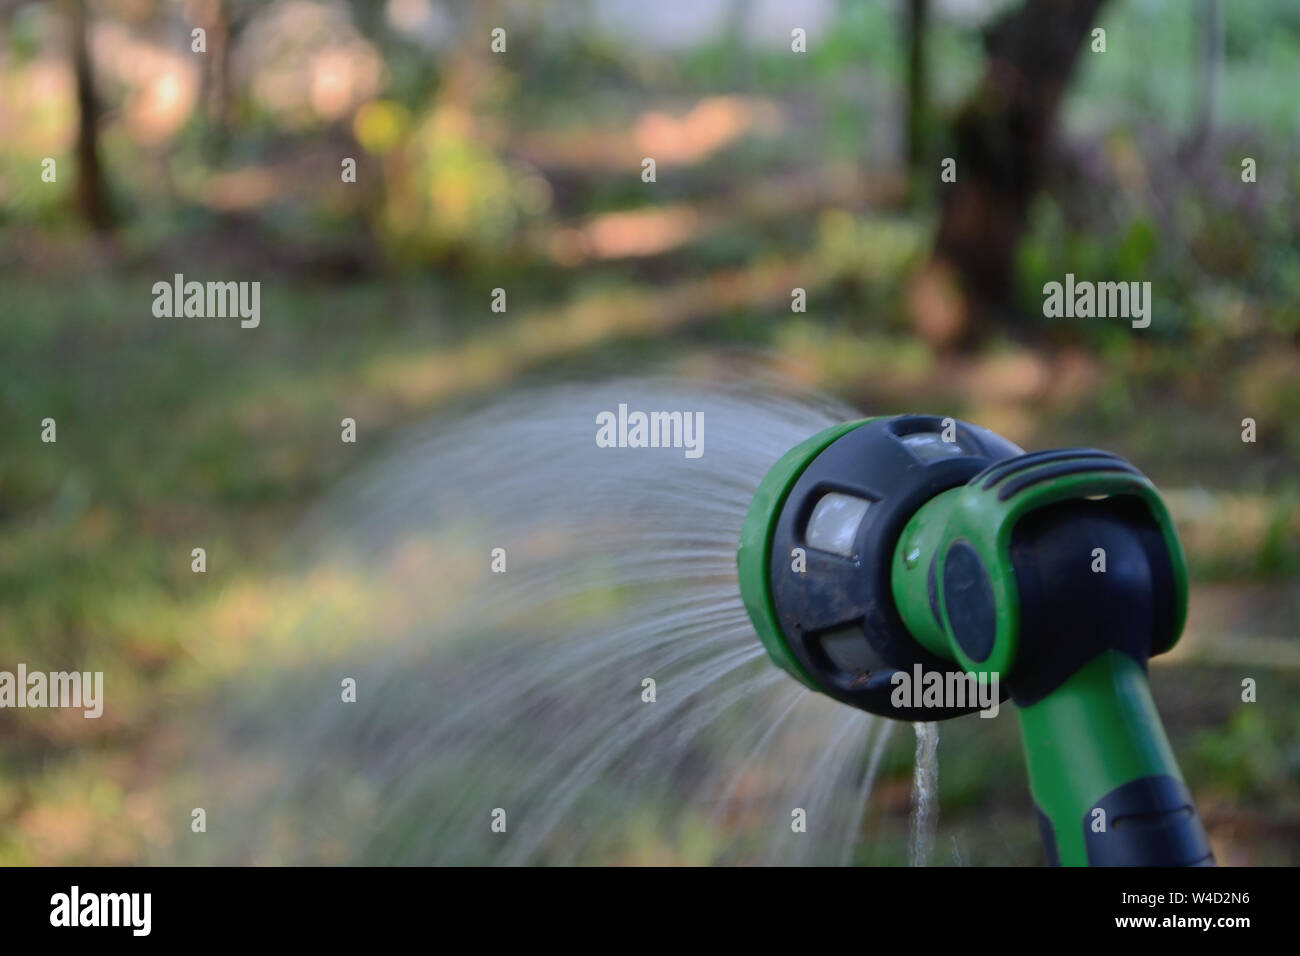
(738, 414), (1214, 866)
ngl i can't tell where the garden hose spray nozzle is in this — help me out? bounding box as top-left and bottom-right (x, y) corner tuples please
(737, 415), (1213, 867)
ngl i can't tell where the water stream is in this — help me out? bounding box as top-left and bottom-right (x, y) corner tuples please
(909, 721), (940, 866)
(186, 375), (941, 865)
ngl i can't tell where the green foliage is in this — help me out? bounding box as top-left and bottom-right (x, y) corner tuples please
(1193, 706), (1299, 802)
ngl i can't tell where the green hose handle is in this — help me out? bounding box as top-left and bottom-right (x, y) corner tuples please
(892, 453), (1213, 866)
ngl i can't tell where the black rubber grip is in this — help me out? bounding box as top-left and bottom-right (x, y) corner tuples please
(1085, 775), (1215, 867)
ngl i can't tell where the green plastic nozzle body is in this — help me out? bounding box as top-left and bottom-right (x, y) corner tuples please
(891, 457), (1212, 866)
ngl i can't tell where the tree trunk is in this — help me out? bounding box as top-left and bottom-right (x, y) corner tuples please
(67, 0), (111, 231)
(1185, 0), (1222, 161)
(904, 0), (929, 189)
(919, 0), (1106, 348)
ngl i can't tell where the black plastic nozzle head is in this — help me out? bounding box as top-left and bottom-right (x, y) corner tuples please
(758, 415), (1022, 718)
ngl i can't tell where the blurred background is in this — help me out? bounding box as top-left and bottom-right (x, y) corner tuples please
(1, 0), (1298, 865)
